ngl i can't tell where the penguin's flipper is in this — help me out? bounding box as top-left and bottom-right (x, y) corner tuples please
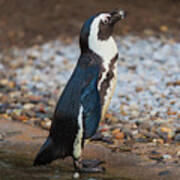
(80, 77), (101, 139)
(33, 136), (59, 166)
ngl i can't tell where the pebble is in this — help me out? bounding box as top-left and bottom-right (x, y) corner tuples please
(149, 152), (162, 161)
(132, 130), (138, 136)
(0, 133), (3, 140)
(177, 151), (180, 157)
(114, 132), (124, 140)
(23, 103), (35, 110)
(174, 134), (180, 142)
(40, 118), (52, 130)
(158, 170), (171, 176)
(162, 154), (172, 160)
(73, 172), (80, 179)
(154, 138), (164, 144)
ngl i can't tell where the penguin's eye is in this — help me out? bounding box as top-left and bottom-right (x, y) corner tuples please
(103, 18), (109, 24)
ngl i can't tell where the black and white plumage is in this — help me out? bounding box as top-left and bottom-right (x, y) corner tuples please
(34, 9), (127, 173)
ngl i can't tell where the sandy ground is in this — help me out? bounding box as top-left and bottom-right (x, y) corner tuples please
(0, 119), (180, 180)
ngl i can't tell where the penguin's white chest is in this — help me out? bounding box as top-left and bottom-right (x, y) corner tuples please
(88, 36), (118, 120)
(98, 59), (118, 120)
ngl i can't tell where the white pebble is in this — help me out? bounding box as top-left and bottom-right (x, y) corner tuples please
(162, 154), (172, 159)
(73, 172), (80, 179)
(177, 151), (180, 157)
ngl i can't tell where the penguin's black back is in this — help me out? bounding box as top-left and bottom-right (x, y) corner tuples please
(50, 59), (85, 157)
(51, 53), (101, 147)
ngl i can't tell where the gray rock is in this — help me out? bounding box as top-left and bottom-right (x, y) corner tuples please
(158, 170), (171, 176)
(174, 134), (180, 142)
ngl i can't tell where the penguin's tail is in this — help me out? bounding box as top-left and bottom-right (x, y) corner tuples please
(33, 136), (59, 166)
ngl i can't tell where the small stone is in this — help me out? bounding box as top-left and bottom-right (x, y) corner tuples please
(105, 113), (118, 122)
(16, 115), (28, 122)
(159, 25), (168, 32)
(160, 127), (172, 133)
(143, 29), (154, 35)
(115, 132), (124, 140)
(118, 145), (132, 152)
(120, 110), (128, 116)
(174, 134), (180, 142)
(131, 110), (139, 118)
(25, 110), (36, 117)
(158, 170), (171, 176)
(150, 110), (158, 116)
(162, 154), (172, 160)
(23, 103), (34, 110)
(159, 132), (169, 142)
(132, 130), (138, 136)
(139, 122), (151, 130)
(112, 128), (120, 136)
(177, 151), (180, 157)
(155, 138), (164, 144)
(140, 131), (159, 140)
(0, 133), (3, 140)
(173, 80), (180, 86)
(135, 86), (143, 92)
(13, 109), (22, 116)
(101, 132), (110, 138)
(40, 118), (52, 130)
(157, 127), (173, 142)
(0, 79), (15, 88)
(73, 172), (80, 179)
(149, 152), (162, 161)
(38, 106), (46, 113)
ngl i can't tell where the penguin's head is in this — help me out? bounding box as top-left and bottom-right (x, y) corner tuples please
(80, 9), (127, 53)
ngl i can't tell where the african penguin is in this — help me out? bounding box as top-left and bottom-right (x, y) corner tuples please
(34, 9), (127, 174)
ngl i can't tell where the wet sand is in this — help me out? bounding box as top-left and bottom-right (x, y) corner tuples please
(0, 120), (179, 180)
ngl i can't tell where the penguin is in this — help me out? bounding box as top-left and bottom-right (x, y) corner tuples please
(34, 9), (127, 173)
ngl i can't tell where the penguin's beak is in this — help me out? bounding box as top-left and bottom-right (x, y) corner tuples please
(109, 9), (127, 25)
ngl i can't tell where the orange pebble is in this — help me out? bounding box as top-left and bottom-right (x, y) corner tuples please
(112, 128), (120, 135)
(115, 132), (124, 140)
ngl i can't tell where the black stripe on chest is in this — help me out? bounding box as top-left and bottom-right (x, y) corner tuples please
(98, 54), (118, 106)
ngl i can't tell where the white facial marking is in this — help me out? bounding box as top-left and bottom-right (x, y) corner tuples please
(73, 106), (83, 159)
(88, 13), (118, 90)
(101, 14), (110, 24)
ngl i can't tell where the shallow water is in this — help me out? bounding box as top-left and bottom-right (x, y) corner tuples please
(0, 150), (131, 180)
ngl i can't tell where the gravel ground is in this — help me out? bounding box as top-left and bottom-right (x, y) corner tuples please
(0, 35), (180, 163)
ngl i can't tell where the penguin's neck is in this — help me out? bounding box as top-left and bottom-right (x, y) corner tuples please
(88, 35), (118, 63)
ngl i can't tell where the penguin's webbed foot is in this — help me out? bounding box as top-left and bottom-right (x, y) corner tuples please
(82, 159), (105, 168)
(81, 159), (105, 173)
(73, 158), (105, 173)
